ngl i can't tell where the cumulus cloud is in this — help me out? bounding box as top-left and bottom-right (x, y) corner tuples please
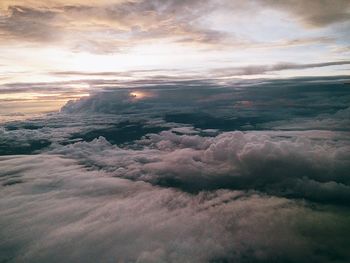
(59, 77), (350, 133)
(51, 130), (350, 204)
(2, 76), (349, 153)
(1, 154), (349, 263)
(1, 76), (350, 262)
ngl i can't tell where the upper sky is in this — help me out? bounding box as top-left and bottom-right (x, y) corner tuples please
(0, 0), (349, 84)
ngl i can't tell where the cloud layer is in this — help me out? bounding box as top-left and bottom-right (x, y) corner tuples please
(1, 77), (350, 262)
(1, 154), (350, 263)
(52, 130), (350, 204)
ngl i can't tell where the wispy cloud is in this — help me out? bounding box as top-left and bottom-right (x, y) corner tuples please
(1, 0), (348, 53)
(212, 61), (350, 77)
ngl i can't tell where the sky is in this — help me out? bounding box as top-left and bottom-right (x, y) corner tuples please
(1, 1), (349, 78)
(1, 1), (350, 263)
(0, 0), (350, 117)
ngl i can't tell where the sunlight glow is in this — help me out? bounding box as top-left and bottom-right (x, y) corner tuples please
(130, 91), (146, 99)
(129, 91), (155, 100)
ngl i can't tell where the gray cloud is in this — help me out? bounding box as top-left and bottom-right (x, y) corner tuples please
(2, 75), (349, 153)
(261, 0), (350, 27)
(0, 5), (60, 42)
(213, 60), (350, 76)
(50, 59), (349, 79)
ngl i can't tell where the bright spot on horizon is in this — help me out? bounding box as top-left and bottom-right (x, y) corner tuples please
(130, 91), (149, 100)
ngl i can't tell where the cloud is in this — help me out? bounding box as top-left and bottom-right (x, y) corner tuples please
(1, 77), (350, 199)
(0, 0), (232, 51)
(261, 0), (350, 27)
(1, 76), (350, 262)
(0, 5), (60, 42)
(1, 75), (349, 154)
(1, 154), (350, 262)
(58, 76), (350, 134)
(264, 106), (350, 131)
(51, 130), (350, 204)
(48, 59), (348, 79)
(1, 0), (347, 54)
(212, 60), (350, 77)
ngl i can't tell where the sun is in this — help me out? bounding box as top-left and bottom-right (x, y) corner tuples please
(129, 91), (147, 99)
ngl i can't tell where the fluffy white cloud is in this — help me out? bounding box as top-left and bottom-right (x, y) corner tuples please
(51, 130), (350, 203)
(1, 154), (349, 262)
(1, 78), (350, 262)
